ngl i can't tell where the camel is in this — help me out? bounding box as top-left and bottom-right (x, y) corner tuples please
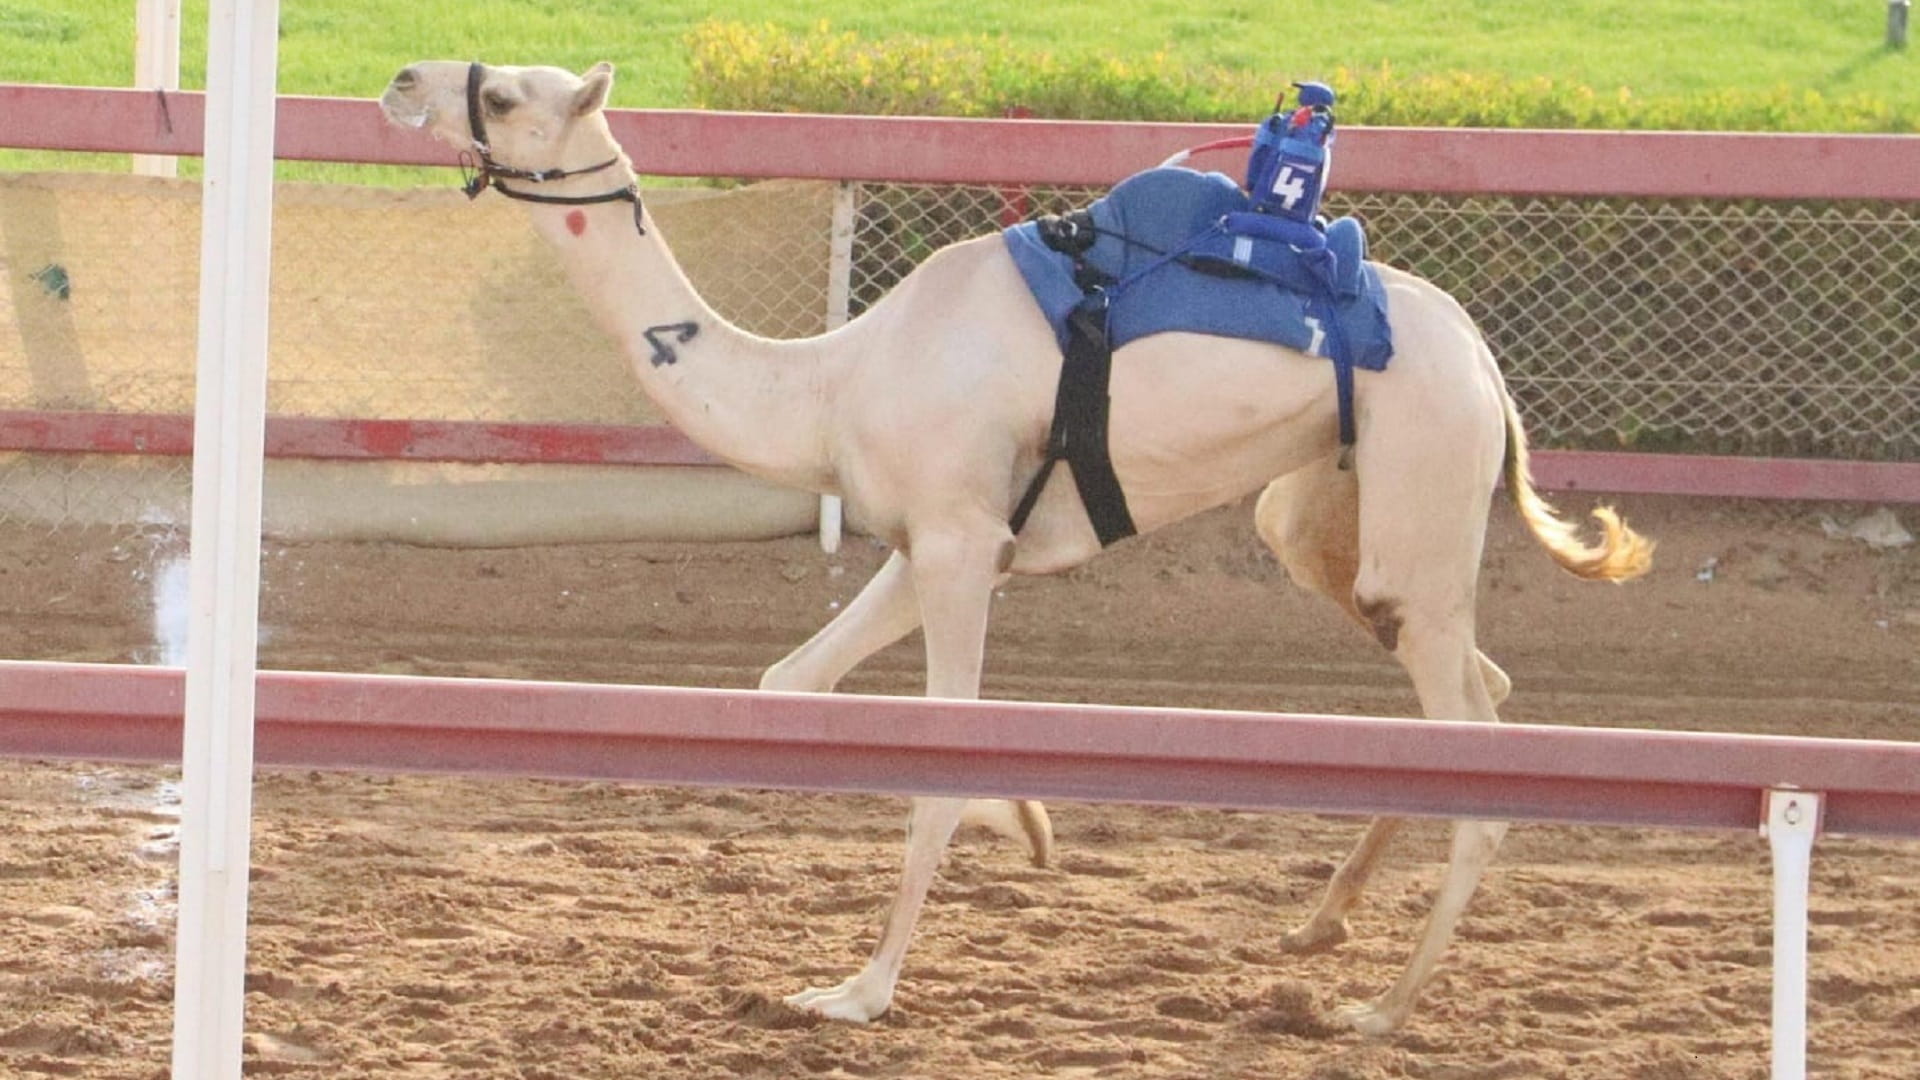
(379, 60), (1653, 1036)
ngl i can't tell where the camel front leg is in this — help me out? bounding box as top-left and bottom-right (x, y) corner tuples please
(785, 525), (1009, 1022)
(759, 551), (920, 693)
(759, 550), (1050, 866)
(785, 796), (969, 1021)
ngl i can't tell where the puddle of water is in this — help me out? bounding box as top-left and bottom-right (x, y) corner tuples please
(133, 522), (278, 664)
(137, 791), (183, 863)
(134, 778), (183, 863)
(68, 770), (183, 972)
(126, 883), (177, 931)
(123, 516), (189, 667)
(95, 946), (173, 983)
(127, 511), (276, 666)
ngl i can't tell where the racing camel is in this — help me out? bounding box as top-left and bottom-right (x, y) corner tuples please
(379, 60), (1652, 1035)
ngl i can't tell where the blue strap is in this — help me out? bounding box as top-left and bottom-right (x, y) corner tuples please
(1103, 228), (1214, 302)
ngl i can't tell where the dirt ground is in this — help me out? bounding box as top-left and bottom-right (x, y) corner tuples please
(2, 493), (1917, 1079)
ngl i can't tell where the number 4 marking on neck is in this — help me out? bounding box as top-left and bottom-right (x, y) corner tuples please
(644, 321), (700, 367)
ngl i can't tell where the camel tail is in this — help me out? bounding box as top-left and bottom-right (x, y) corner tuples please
(1501, 388), (1655, 582)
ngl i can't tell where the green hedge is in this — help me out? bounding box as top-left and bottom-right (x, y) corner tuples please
(688, 21), (1918, 133)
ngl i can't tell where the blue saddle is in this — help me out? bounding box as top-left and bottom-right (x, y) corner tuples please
(1003, 166), (1393, 375)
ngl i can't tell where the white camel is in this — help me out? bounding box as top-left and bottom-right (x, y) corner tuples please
(380, 60), (1652, 1035)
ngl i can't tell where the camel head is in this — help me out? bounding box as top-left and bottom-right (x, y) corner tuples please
(380, 60), (625, 186)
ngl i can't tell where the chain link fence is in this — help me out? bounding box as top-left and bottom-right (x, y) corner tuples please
(1, 169), (1915, 533)
(848, 183), (1920, 461)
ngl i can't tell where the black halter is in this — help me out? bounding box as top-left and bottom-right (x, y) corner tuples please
(460, 61), (645, 235)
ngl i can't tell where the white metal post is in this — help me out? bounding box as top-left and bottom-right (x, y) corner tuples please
(818, 181), (858, 554)
(1762, 788), (1822, 1080)
(133, 0), (183, 177)
(171, 0), (279, 1076)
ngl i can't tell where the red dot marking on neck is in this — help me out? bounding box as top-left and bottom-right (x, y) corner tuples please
(565, 210), (587, 236)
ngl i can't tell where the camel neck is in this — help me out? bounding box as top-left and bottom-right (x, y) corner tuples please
(522, 194), (839, 493)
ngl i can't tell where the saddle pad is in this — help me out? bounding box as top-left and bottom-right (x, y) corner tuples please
(1003, 167), (1393, 372)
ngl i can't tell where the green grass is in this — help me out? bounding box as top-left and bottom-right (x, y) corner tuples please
(0, 0), (1913, 180)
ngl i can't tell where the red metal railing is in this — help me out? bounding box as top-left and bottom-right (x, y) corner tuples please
(0, 409), (718, 466)
(7, 410), (1915, 501)
(6, 85), (1920, 197)
(5, 660), (1918, 837)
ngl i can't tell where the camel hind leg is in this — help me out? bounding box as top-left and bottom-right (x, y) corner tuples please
(1254, 458), (1510, 708)
(1322, 337), (1511, 1036)
(758, 550), (1051, 867)
(1251, 454), (1510, 957)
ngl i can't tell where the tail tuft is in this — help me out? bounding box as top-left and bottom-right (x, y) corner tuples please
(1504, 397), (1654, 583)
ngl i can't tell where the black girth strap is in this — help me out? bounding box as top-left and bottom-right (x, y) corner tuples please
(1009, 294), (1137, 547)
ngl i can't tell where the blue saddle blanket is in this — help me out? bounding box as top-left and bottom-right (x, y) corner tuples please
(1002, 167), (1393, 372)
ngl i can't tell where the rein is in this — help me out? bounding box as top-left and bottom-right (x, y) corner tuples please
(460, 61), (646, 235)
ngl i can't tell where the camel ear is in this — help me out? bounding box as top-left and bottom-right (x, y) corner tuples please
(573, 62), (614, 116)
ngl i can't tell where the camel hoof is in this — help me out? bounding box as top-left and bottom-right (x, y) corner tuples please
(785, 978), (890, 1023)
(959, 799), (1053, 868)
(1332, 999), (1406, 1038)
(1279, 918), (1349, 955)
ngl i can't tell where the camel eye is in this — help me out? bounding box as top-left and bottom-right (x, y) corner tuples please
(482, 89), (516, 116)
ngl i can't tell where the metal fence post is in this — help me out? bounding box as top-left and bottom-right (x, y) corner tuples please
(171, 0), (279, 1074)
(133, 0), (181, 177)
(1762, 788), (1822, 1080)
(1891, 0), (1910, 49)
(818, 180), (857, 554)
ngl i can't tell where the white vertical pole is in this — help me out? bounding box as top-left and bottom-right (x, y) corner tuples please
(1763, 788), (1821, 1080)
(170, 0), (278, 1076)
(133, 0), (183, 177)
(817, 181), (857, 554)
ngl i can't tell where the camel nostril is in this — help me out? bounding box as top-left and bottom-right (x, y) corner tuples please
(391, 67), (418, 91)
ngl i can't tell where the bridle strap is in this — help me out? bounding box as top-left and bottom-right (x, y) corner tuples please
(490, 179), (647, 235)
(460, 60), (646, 235)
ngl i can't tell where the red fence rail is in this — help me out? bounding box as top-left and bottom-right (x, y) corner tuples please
(5, 660), (1919, 838)
(7, 410), (1917, 502)
(7, 85), (1920, 198)
(0, 409), (719, 467)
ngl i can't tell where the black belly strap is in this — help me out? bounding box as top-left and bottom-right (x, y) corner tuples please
(1009, 293), (1137, 547)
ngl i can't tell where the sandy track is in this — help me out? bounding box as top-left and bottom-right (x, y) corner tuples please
(2, 494), (1916, 1078)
